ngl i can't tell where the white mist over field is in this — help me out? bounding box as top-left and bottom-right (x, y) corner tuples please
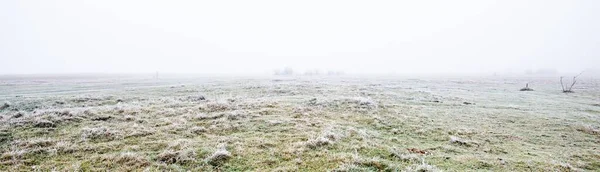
(1, 0), (599, 75)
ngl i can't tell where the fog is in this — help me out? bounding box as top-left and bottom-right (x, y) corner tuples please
(1, 0), (599, 75)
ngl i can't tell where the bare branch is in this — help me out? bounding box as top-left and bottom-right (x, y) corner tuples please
(562, 71), (585, 93)
(574, 71), (585, 79)
(560, 76), (565, 92)
(569, 80), (577, 91)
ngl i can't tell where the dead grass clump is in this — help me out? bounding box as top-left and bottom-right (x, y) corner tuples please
(575, 125), (599, 136)
(190, 126), (207, 134)
(206, 146), (232, 166)
(390, 150), (421, 162)
(83, 109), (97, 116)
(49, 141), (77, 155)
(157, 140), (197, 165)
(334, 156), (401, 171)
(449, 136), (477, 147)
(552, 162), (582, 172)
(34, 119), (56, 128)
(124, 115), (135, 121)
(203, 101), (232, 112)
(332, 163), (373, 172)
(352, 97), (378, 109)
(186, 95), (206, 102)
(226, 110), (248, 120)
(0, 149), (26, 162)
(405, 162), (441, 172)
(193, 113), (225, 120)
(15, 138), (55, 148)
(109, 152), (150, 167)
(0, 102), (10, 110)
(0, 131), (11, 144)
(81, 127), (120, 141)
(304, 137), (333, 149)
(323, 97), (378, 110)
(11, 111), (24, 118)
(125, 124), (155, 138)
(91, 115), (112, 121)
(292, 106), (319, 117)
(352, 158), (392, 171)
(71, 96), (104, 103)
(304, 128), (341, 149)
(157, 149), (197, 165)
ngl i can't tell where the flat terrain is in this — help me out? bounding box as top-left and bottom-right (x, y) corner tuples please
(0, 75), (599, 171)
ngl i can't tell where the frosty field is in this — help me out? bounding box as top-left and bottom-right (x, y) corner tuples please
(0, 75), (599, 171)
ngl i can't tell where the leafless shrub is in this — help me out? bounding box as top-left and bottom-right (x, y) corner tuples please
(561, 71), (583, 93)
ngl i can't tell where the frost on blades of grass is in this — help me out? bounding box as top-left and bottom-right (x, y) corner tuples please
(1, 77), (599, 171)
(206, 145), (232, 166)
(81, 126), (121, 142)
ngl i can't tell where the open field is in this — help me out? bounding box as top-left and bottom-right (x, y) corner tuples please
(0, 75), (599, 171)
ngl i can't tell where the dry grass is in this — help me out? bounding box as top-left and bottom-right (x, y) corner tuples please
(81, 126), (121, 141)
(0, 76), (599, 171)
(206, 146), (232, 166)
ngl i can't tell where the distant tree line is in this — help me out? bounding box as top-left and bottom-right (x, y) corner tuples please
(274, 67), (344, 76)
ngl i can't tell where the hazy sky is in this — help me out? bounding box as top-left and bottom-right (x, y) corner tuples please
(1, 0), (599, 75)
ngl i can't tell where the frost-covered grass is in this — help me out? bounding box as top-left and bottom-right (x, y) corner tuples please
(0, 75), (599, 171)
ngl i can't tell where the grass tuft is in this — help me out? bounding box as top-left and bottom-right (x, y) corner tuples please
(206, 146), (232, 166)
(81, 126), (121, 141)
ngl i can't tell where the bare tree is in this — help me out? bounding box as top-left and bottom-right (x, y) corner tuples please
(560, 71), (584, 93)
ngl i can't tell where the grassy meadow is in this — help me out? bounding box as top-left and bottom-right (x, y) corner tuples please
(0, 75), (599, 171)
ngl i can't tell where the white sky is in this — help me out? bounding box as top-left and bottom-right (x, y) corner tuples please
(1, 0), (599, 75)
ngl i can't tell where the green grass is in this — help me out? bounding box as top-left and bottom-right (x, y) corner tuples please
(0, 76), (599, 171)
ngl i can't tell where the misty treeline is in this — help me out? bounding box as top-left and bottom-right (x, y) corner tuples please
(274, 67), (344, 76)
